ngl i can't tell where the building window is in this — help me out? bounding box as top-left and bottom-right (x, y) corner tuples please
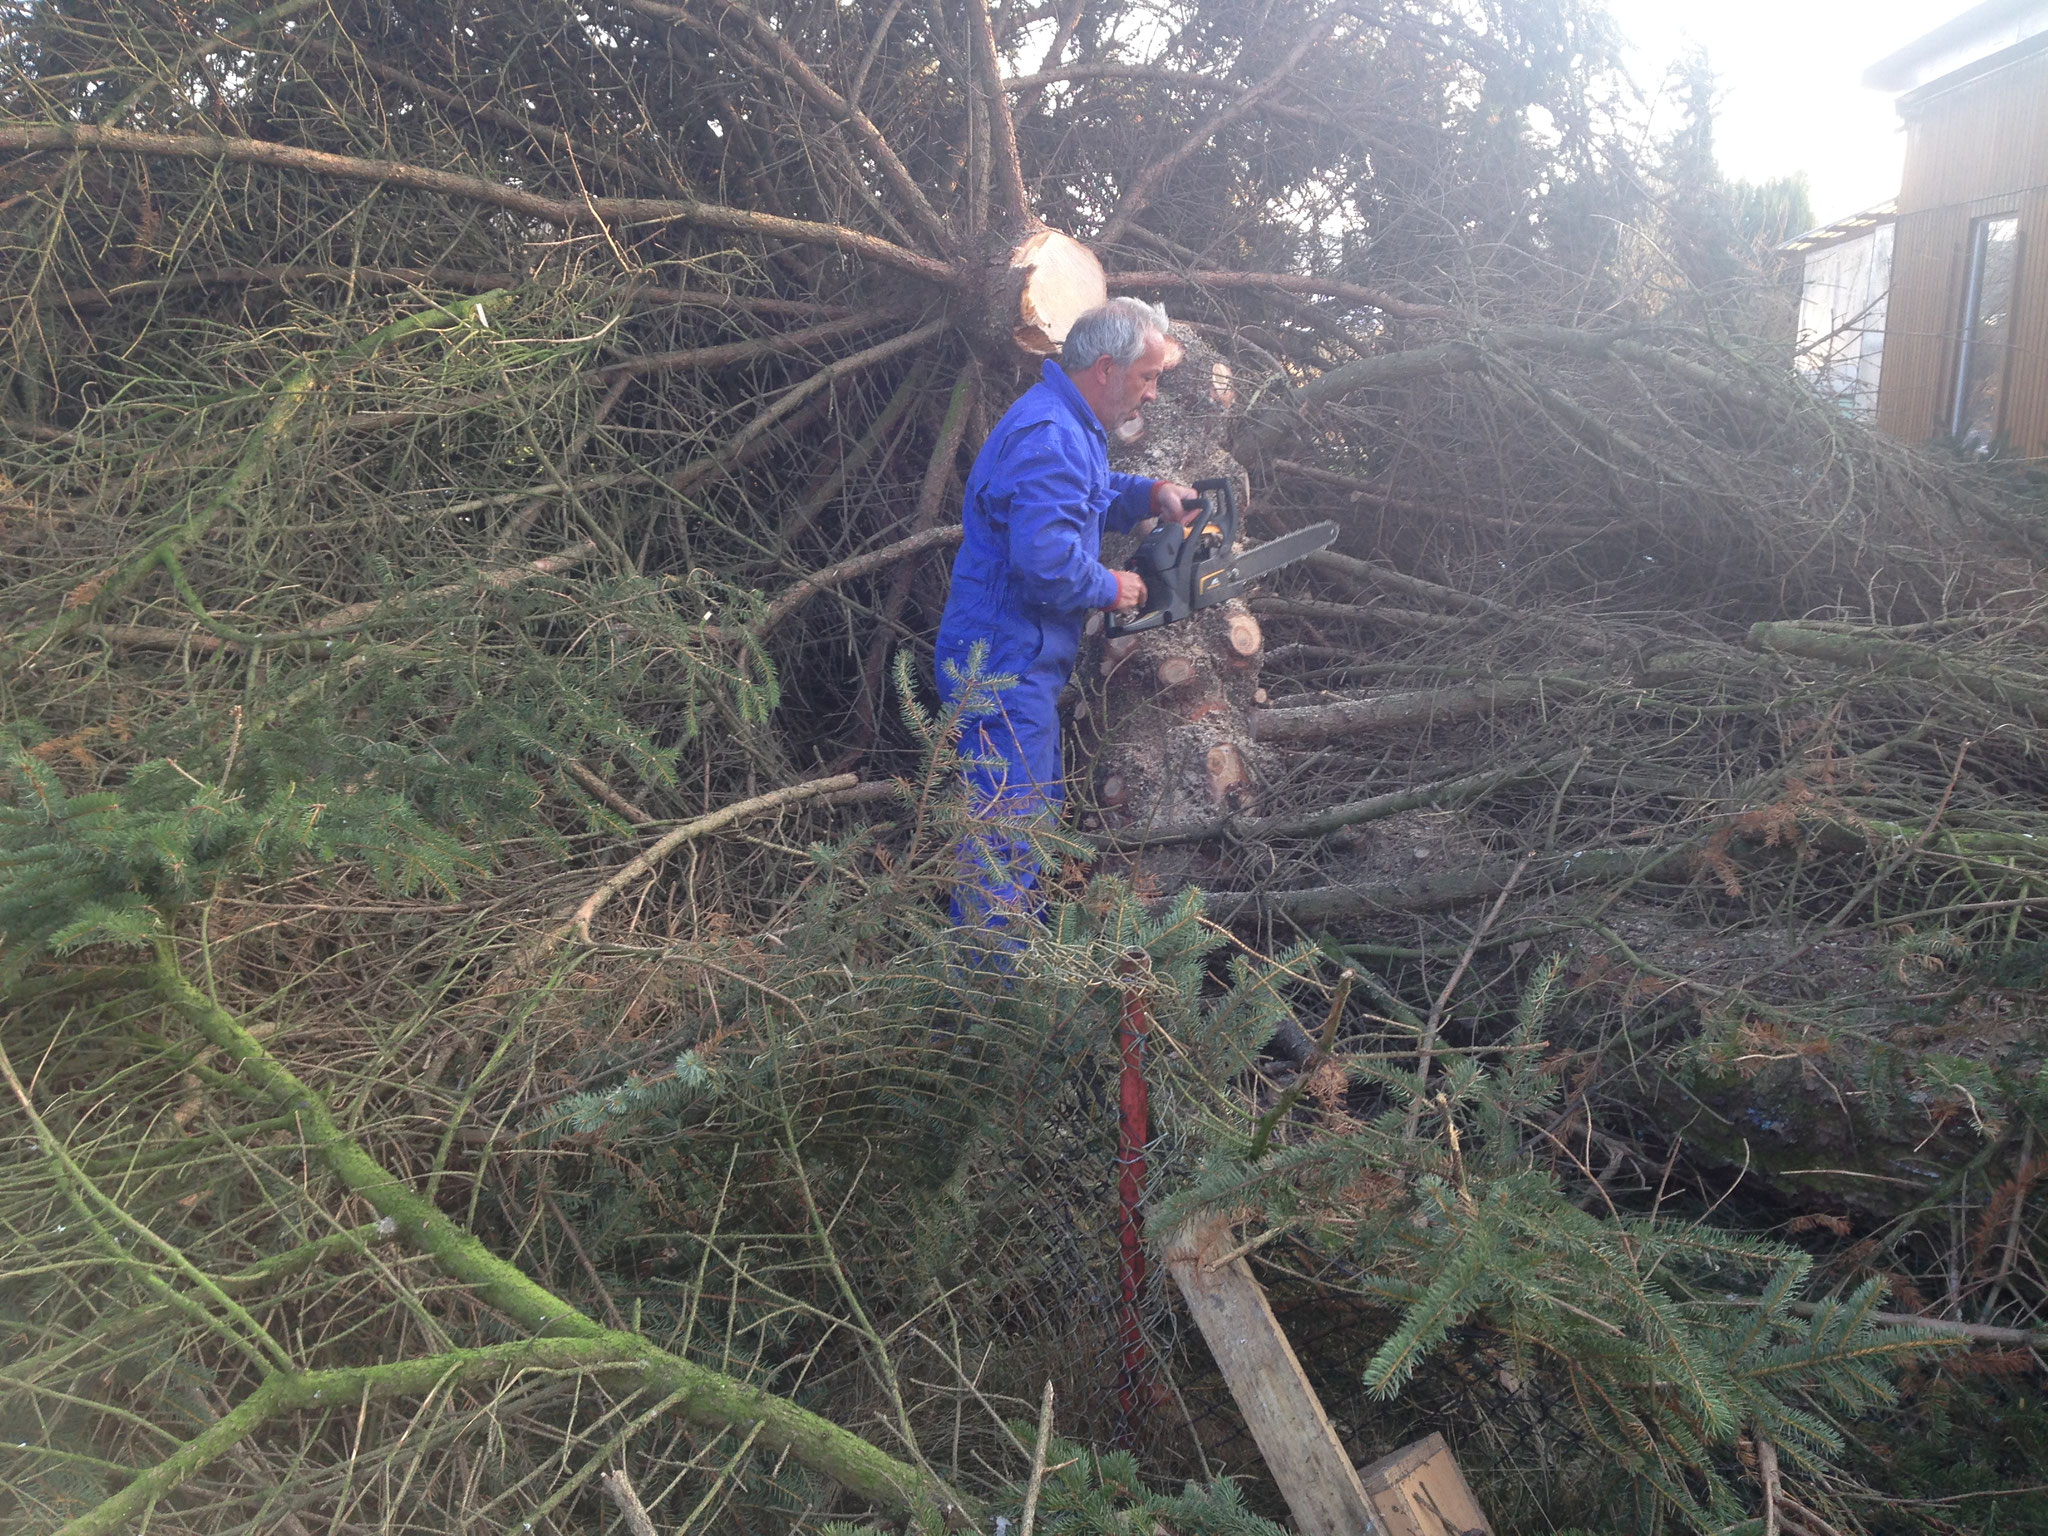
(1949, 214), (2020, 451)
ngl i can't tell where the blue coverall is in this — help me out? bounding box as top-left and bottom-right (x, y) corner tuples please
(935, 359), (1158, 929)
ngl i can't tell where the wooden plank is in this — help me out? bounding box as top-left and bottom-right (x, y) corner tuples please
(1165, 1220), (1376, 1536)
(1356, 1433), (1493, 1536)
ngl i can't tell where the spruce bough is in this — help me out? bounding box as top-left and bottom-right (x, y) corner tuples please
(136, 943), (956, 1525)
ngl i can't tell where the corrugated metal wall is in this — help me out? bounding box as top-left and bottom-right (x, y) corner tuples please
(1876, 46), (2048, 457)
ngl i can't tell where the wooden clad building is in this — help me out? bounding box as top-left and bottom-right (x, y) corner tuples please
(1865, 1), (2048, 459)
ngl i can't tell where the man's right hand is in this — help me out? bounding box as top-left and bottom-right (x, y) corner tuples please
(1111, 570), (1148, 614)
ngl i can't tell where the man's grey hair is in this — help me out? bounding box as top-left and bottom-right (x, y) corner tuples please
(1060, 297), (1170, 373)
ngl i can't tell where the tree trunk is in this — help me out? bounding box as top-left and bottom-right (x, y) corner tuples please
(1092, 326), (1264, 897)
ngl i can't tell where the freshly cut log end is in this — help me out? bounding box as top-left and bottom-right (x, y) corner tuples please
(1226, 612), (1263, 660)
(1157, 656), (1198, 689)
(1010, 227), (1107, 357)
(1205, 742), (1252, 807)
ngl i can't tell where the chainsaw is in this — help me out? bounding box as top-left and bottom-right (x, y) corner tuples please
(1106, 477), (1339, 636)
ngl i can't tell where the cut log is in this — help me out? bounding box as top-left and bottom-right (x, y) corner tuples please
(1157, 655), (1198, 689)
(1252, 681), (1539, 746)
(1009, 226), (1108, 356)
(1166, 1220), (1377, 1536)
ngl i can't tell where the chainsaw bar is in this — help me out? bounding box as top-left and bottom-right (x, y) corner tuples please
(1107, 477), (1337, 636)
(1224, 521), (1342, 586)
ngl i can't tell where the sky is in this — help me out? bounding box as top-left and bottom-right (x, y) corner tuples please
(1599, 0), (1969, 229)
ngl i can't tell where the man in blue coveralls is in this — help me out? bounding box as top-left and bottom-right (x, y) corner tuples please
(935, 297), (1199, 930)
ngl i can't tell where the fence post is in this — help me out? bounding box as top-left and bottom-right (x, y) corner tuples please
(1114, 946), (1152, 1448)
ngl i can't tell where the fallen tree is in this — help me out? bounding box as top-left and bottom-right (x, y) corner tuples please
(5, 0), (2047, 1530)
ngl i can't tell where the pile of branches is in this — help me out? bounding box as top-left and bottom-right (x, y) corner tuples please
(5, 0), (2048, 1531)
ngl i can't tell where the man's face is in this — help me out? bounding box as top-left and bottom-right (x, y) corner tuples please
(1094, 331), (1168, 427)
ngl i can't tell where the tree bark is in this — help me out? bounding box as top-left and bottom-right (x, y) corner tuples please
(1094, 325), (1264, 896)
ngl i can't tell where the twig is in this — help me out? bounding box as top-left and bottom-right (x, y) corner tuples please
(540, 1183), (630, 1331)
(552, 774), (857, 948)
(758, 526), (965, 634)
(1247, 969), (1353, 1159)
(1018, 1381), (1055, 1536)
(1201, 1220), (1299, 1271)
(601, 1469), (660, 1536)
(1404, 856), (1529, 1140)
(561, 759), (655, 826)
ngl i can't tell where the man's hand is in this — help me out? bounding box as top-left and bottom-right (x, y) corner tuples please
(1152, 479), (1202, 527)
(1111, 570), (1148, 614)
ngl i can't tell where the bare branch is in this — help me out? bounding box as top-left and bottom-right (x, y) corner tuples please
(0, 123), (957, 283)
(1113, 267), (1449, 320)
(1009, 0), (1090, 121)
(667, 318), (947, 494)
(967, 0), (1032, 225)
(757, 524), (965, 634)
(621, 0), (956, 252)
(598, 311), (906, 377)
(1097, 4), (1345, 246)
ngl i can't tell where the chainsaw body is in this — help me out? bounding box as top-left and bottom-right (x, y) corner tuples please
(1106, 477), (1242, 637)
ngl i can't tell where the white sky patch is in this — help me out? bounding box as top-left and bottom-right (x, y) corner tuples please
(1601, 0), (1975, 226)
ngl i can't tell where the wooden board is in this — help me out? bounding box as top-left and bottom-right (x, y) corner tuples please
(1356, 1433), (1494, 1536)
(1165, 1220), (1377, 1536)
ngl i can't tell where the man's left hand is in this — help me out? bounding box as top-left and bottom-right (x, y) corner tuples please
(1152, 480), (1202, 527)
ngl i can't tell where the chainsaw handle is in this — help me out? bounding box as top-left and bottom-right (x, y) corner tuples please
(1106, 607), (1169, 637)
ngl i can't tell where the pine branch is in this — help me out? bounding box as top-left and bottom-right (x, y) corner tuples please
(2, 290), (510, 668)
(598, 312), (907, 378)
(667, 319), (948, 494)
(86, 543), (599, 653)
(145, 949), (954, 1517)
(51, 1337), (715, 1536)
(1095, 756), (1573, 850)
(1250, 680), (1542, 745)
